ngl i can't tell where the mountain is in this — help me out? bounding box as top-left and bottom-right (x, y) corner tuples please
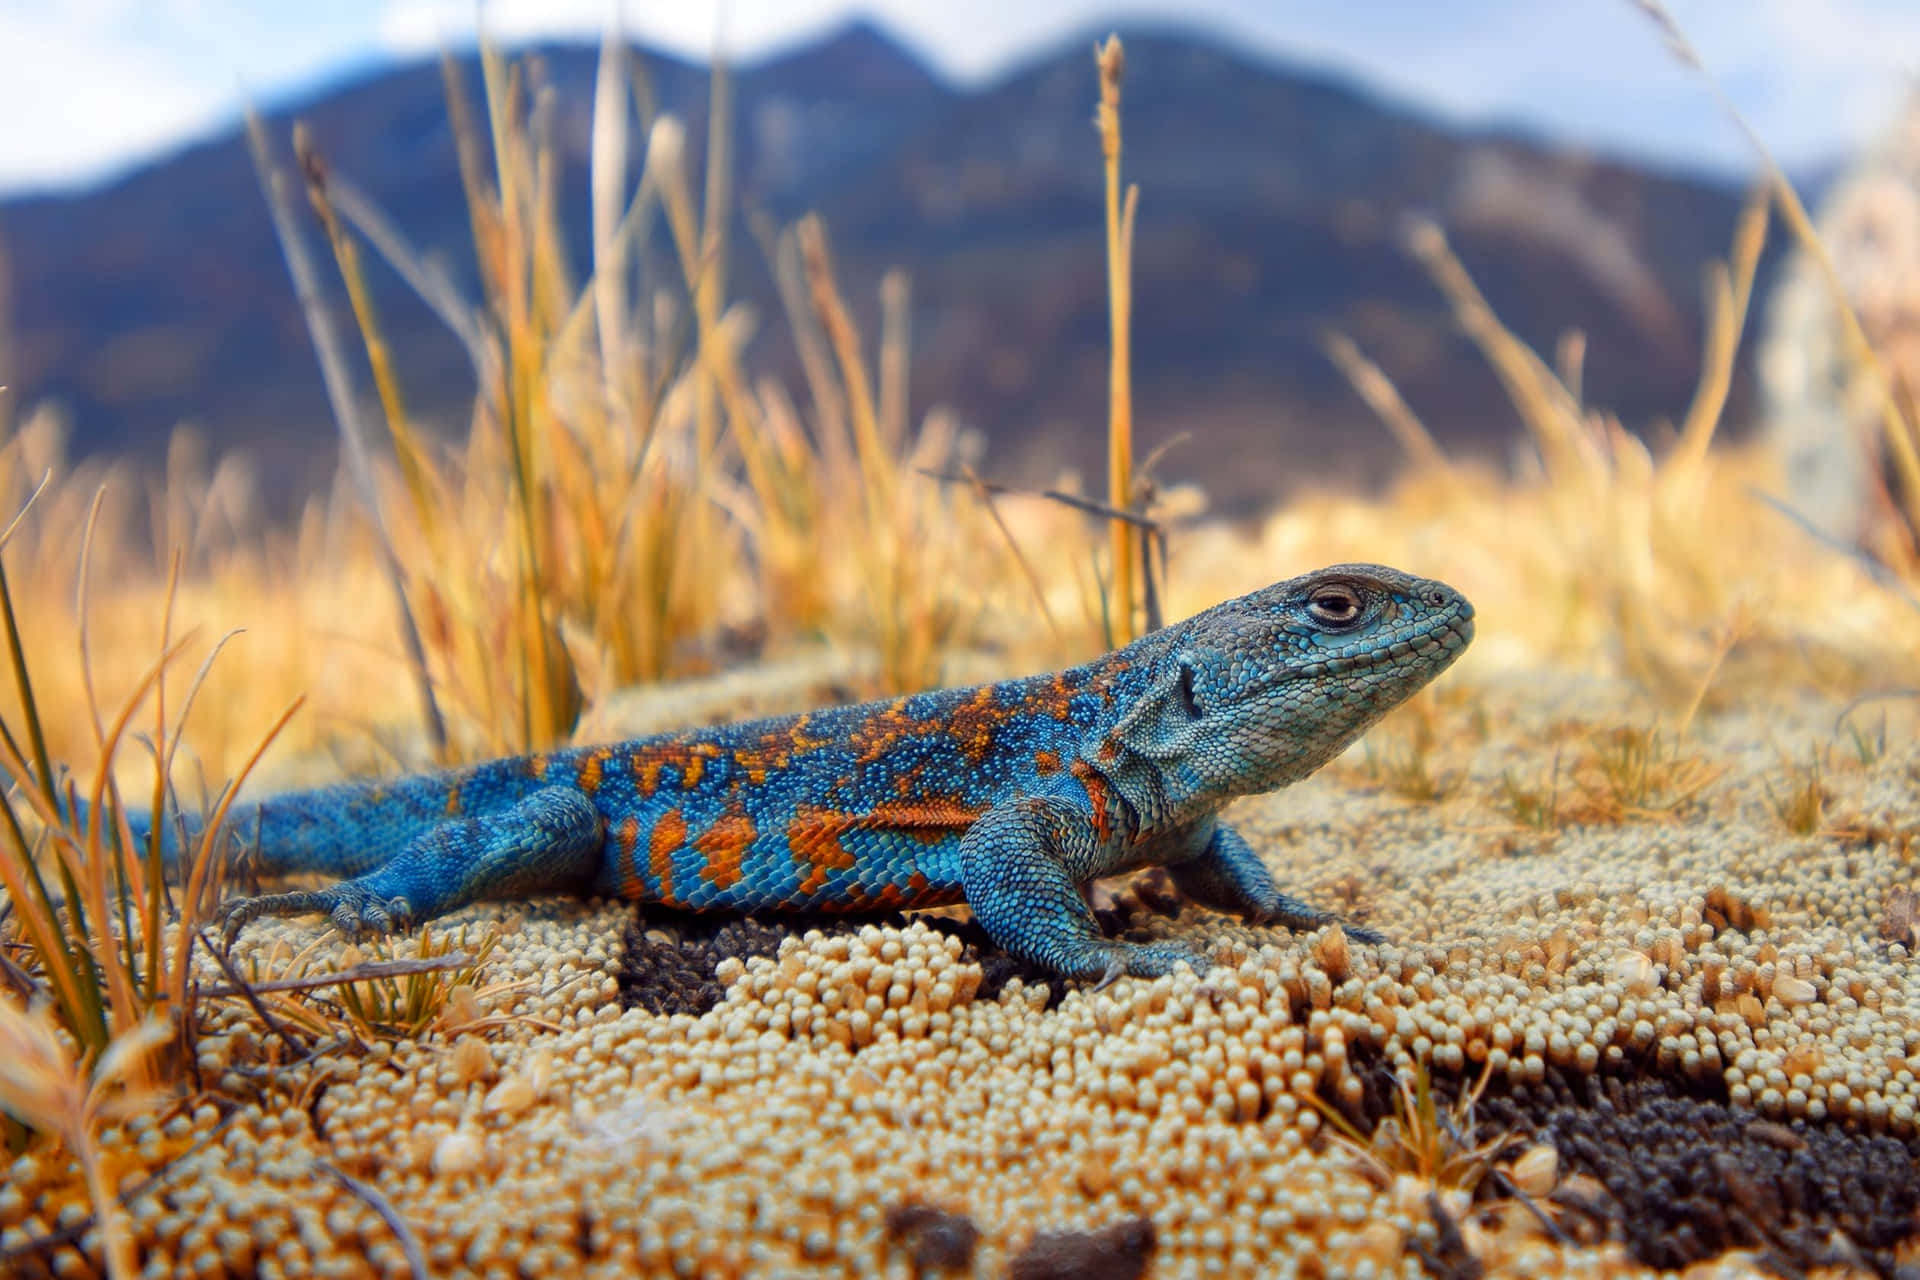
(0, 19), (1766, 517)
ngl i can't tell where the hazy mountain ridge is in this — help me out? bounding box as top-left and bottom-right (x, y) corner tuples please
(0, 19), (1765, 515)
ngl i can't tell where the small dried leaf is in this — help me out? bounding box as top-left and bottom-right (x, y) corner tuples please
(1508, 1144), (1559, 1197)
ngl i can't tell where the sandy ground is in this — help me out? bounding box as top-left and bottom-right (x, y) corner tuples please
(3, 663), (1919, 1279)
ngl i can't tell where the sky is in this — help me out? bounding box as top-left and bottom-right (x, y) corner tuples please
(1, 0), (1917, 197)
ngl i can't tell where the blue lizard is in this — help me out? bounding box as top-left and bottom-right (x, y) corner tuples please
(132, 564), (1471, 981)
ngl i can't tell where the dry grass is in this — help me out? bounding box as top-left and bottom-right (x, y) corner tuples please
(1097, 36), (1144, 646)
(3, 13), (1920, 1277)
(254, 38), (1100, 765)
(0, 1001), (170, 1279)
(1504, 724), (1725, 830)
(1762, 749), (1831, 837)
(235, 925), (513, 1043)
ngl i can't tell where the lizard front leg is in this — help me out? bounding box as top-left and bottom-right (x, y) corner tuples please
(959, 796), (1209, 983)
(222, 786), (604, 943)
(1168, 822), (1382, 943)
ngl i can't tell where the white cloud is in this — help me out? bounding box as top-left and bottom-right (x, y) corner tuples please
(374, 0), (855, 66)
(0, 4), (228, 190)
(2, 0), (1917, 194)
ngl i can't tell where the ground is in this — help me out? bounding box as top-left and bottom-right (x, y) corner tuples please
(3, 663), (1919, 1279)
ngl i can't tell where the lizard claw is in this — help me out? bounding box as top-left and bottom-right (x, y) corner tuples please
(220, 883), (413, 947)
(1337, 919), (1385, 945)
(1261, 893), (1385, 945)
(1087, 940), (1210, 984)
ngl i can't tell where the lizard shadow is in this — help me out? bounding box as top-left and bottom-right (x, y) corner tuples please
(614, 867), (1195, 1016)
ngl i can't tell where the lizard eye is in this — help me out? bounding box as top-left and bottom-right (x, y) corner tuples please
(1176, 660), (1204, 718)
(1307, 583), (1365, 628)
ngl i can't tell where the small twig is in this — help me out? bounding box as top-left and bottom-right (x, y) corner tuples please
(0, 931), (37, 999)
(196, 952), (479, 999)
(317, 1160), (428, 1280)
(914, 471), (1161, 529)
(1834, 691), (1920, 743)
(958, 465), (1063, 644)
(191, 925), (319, 1065)
(1486, 1168), (1574, 1246)
(0, 468), (51, 554)
(1749, 488), (1920, 614)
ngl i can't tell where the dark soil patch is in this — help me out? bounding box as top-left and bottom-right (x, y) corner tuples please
(615, 906), (1069, 1016)
(612, 866), (1212, 1016)
(883, 1202), (980, 1275)
(1478, 1071), (1920, 1278)
(616, 911), (798, 1015)
(1007, 1216), (1155, 1280)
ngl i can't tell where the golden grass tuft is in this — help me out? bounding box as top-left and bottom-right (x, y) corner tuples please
(0, 1000), (170, 1279)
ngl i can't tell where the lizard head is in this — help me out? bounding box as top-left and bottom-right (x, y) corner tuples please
(1095, 564), (1474, 813)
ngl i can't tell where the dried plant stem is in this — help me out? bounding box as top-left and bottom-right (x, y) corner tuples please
(698, 52), (733, 477)
(295, 125), (438, 540)
(1321, 330), (1454, 479)
(798, 217), (894, 512)
(1673, 187), (1768, 470)
(880, 269), (911, 449)
(1097, 36), (1137, 643)
(1628, 0), (1920, 529)
(244, 108), (447, 758)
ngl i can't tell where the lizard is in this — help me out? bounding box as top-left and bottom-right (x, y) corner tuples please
(126, 563), (1473, 982)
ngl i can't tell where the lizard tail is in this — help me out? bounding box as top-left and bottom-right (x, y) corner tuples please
(48, 794), (184, 871)
(54, 755), (577, 883)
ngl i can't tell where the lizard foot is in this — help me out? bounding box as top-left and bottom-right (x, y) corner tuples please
(1088, 939), (1212, 989)
(1261, 893), (1383, 945)
(221, 883), (414, 947)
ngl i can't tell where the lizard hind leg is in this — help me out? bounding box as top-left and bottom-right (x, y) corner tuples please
(222, 785), (605, 944)
(959, 797), (1209, 982)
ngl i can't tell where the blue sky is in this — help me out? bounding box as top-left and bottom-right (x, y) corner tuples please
(2, 0), (1916, 196)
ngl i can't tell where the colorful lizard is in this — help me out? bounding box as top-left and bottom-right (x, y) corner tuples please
(141, 564), (1472, 981)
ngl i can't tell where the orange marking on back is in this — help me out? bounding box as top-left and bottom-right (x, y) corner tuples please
(845, 697), (921, 766)
(444, 784), (463, 816)
(631, 739), (723, 794)
(891, 760), (929, 798)
(938, 685), (1008, 765)
(526, 754), (549, 780)
(695, 811), (757, 890)
(1033, 749), (1062, 775)
(787, 804), (860, 897)
(577, 747), (613, 796)
(730, 733), (795, 786)
(649, 809), (687, 901)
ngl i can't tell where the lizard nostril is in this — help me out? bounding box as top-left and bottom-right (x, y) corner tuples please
(1422, 587), (1450, 608)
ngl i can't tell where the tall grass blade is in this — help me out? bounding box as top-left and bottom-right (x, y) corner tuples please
(1097, 37), (1137, 644)
(244, 107), (447, 758)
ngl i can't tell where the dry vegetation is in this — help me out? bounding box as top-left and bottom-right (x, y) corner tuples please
(5, 8), (1920, 1278)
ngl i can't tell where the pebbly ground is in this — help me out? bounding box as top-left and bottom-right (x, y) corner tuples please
(3, 668), (1919, 1279)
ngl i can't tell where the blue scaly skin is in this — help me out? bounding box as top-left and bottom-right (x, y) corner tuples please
(145, 564), (1471, 981)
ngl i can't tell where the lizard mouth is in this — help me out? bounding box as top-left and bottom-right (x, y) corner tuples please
(1281, 611), (1474, 682)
